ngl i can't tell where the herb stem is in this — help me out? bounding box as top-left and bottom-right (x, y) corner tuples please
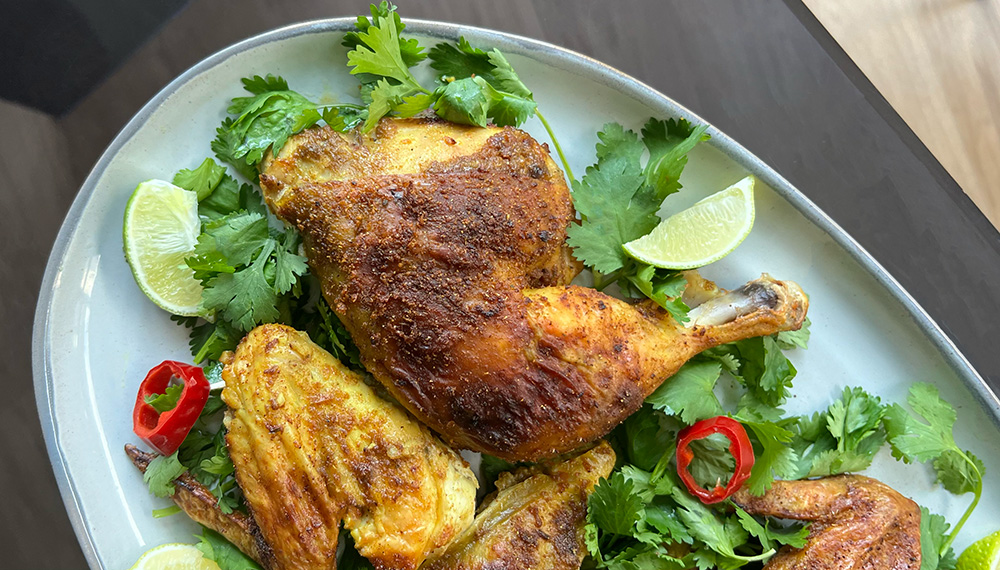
(536, 109), (574, 182)
(940, 450), (983, 556)
(733, 549), (776, 563)
(318, 103), (366, 110)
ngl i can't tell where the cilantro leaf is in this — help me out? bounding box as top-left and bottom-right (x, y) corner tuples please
(625, 265), (690, 323)
(588, 472), (644, 536)
(734, 506), (809, 553)
(342, 2), (426, 69)
(187, 318), (242, 364)
(144, 383), (183, 413)
(738, 418), (798, 495)
(193, 212), (271, 268)
(567, 124), (656, 274)
(201, 240), (280, 331)
(345, 8), (428, 130)
(622, 405), (674, 471)
(214, 75), (326, 173)
(212, 117), (260, 182)
(143, 451), (186, 498)
(776, 316), (811, 350)
(670, 486), (751, 561)
(273, 228), (309, 295)
(643, 501), (692, 545)
(428, 38), (500, 85)
(884, 383), (962, 463)
(934, 449), (985, 496)
(428, 40), (537, 127)
(646, 360), (724, 424)
(173, 157), (227, 201)
(731, 336), (797, 409)
(198, 175), (266, 221)
(920, 507), (957, 570)
(686, 433), (736, 491)
(786, 387), (887, 478)
(827, 386), (885, 452)
(884, 383), (983, 558)
(196, 527), (262, 570)
(641, 118), (710, 198)
(433, 76), (496, 127)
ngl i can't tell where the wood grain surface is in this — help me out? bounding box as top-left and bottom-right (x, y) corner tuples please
(804, 0), (1000, 226)
(2, 1), (999, 567)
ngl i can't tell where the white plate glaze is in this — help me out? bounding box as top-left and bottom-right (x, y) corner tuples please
(33, 19), (1000, 570)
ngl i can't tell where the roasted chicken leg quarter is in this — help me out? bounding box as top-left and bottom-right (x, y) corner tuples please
(222, 324), (478, 570)
(260, 118), (809, 461)
(733, 475), (921, 569)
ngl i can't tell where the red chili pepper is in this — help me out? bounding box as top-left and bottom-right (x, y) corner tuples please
(676, 416), (755, 504)
(132, 360), (210, 455)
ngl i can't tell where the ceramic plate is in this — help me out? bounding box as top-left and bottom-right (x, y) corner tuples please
(32, 19), (1000, 570)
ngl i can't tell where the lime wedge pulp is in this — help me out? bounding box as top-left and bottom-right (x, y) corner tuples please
(958, 529), (1000, 570)
(129, 543), (221, 570)
(623, 175), (755, 270)
(123, 179), (203, 316)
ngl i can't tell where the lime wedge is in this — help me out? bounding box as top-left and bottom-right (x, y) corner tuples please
(129, 543), (221, 570)
(623, 175), (755, 269)
(958, 529), (1000, 570)
(123, 179), (203, 316)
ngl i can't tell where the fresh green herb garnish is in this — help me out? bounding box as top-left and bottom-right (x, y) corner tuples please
(143, 383), (183, 413)
(170, 158), (356, 364)
(211, 75), (364, 178)
(196, 526), (263, 570)
(884, 383), (985, 559)
(789, 386), (887, 478)
(566, 119), (709, 321)
(143, 451), (186, 498)
(920, 507), (958, 570)
(174, 157), (226, 201)
(214, 74), (321, 173)
(586, 333), (810, 568)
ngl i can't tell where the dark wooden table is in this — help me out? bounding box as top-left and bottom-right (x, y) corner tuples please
(3, 0), (998, 567)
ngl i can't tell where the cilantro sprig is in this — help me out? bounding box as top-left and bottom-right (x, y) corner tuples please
(341, 2), (574, 180)
(212, 75), (365, 180)
(168, 157), (358, 365)
(884, 383), (984, 560)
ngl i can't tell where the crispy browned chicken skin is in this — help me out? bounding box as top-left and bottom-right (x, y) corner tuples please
(125, 445), (276, 568)
(733, 475), (921, 569)
(424, 442), (615, 570)
(260, 118), (808, 461)
(222, 324), (478, 570)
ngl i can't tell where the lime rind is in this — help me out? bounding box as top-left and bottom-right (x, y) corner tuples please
(129, 543), (221, 570)
(957, 529), (1000, 570)
(622, 175), (756, 270)
(123, 179), (204, 316)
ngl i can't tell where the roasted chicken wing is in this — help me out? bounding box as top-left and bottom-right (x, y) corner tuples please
(259, 118), (808, 461)
(222, 324), (478, 570)
(424, 442), (615, 570)
(125, 444), (275, 568)
(732, 475), (921, 569)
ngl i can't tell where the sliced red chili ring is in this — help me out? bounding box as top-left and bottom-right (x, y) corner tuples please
(676, 415), (755, 504)
(132, 360), (210, 455)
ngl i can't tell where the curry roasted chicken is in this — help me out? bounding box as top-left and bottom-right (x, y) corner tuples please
(258, 117), (809, 461)
(221, 324), (478, 570)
